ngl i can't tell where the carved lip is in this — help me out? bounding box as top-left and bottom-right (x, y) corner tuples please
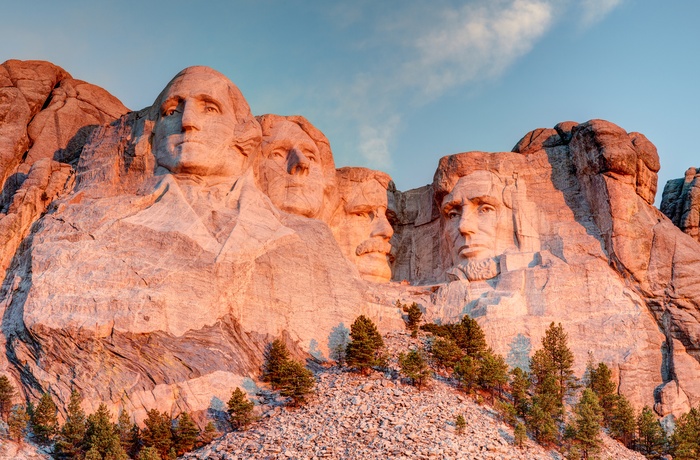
(458, 243), (489, 257)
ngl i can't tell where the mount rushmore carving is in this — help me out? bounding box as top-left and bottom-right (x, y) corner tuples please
(0, 60), (699, 424)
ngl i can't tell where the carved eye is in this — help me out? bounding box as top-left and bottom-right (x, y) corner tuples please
(163, 107), (178, 117)
(271, 148), (287, 158)
(445, 208), (461, 219)
(204, 104), (220, 114)
(478, 204), (495, 214)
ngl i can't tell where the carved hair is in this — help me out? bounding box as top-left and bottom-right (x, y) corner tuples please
(335, 167), (394, 191)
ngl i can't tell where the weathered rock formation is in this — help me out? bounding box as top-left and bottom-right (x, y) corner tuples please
(0, 60), (699, 425)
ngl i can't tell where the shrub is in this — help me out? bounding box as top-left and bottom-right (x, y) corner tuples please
(455, 414), (466, 435)
(345, 315), (385, 374)
(32, 392), (58, 444)
(278, 360), (315, 406)
(262, 338), (291, 388)
(398, 349), (431, 389)
(227, 387), (256, 430)
(0, 375), (16, 422)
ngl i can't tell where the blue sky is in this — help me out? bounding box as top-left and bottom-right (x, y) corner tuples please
(2, 0), (698, 201)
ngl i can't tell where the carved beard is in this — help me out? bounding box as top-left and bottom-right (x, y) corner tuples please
(447, 257), (500, 282)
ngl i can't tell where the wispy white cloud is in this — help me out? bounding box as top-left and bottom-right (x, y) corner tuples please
(402, 0), (555, 100)
(578, 0), (624, 27)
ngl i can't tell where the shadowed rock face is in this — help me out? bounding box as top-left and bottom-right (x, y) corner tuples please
(1, 60), (700, 423)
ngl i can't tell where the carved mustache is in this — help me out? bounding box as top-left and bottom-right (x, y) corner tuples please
(356, 238), (393, 259)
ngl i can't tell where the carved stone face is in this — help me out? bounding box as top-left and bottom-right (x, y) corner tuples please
(333, 176), (394, 283)
(441, 171), (511, 273)
(260, 119), (325, 218)
(152, 69), (246, 179)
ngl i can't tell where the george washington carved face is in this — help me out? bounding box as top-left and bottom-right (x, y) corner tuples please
(152, 66), (260, 181)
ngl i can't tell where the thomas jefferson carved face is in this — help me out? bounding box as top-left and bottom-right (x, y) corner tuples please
(332, 169), (395, 283)
(152, 67), (256, 180)
(441, 171), (512, 280)
(260, 119), (326, 218)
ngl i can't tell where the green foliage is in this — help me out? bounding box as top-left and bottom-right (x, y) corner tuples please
(0, 374), (16, 422)
(32, 392), (58, 444)
(455, 414), (466, 435)
(530, 322), (576, 419)
(198, 421), (219, 447)
(227, 387), (256, 430)
(262, 338), (291, 388)
(345, 315), (386, 374)
(494, 400), (518, 426)
(278, 360), (315, 406)
(429, 337), (463, 370)
(137, 446), (161, 460)
(84, 403), (128, 460)
(7, 404), (30, 443)
(569, 388), (603, 458)
(401, 301), (423, 337)
(526, 398), (558, 445)
(55, 389), (87, 459)
(510, 367), (531, 418)
(608, 394), (636, 448)
(636, 405), (667, 457)
(478, 349), (509, 401)
(514, 422), (527, 448)
(453, 355), (480, 393)
(115, 409), (140, 459)
(585, 358), (617, 420)
(671, 407), (700, 460)
(141, 408), (173, 460)
(173, 412), (199, 456)
(421, 315), (487, 359)
(398, 349), (431, 389)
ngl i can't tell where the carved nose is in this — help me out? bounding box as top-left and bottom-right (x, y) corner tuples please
(458, 212), (478, 236)
(180, 103), (201, 132)
(288, 149), (310, 176)
(371, 212), (394, 240)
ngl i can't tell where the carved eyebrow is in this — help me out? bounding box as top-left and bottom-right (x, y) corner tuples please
(345, 203), (375, 214)
(472, 195), (500, 207)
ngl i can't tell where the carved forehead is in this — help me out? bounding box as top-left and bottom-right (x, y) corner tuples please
(153, 66), (253, 122)
(258, 114), (334, 167)
(336, 167), (392, 211)
(442, 171), (504, 206)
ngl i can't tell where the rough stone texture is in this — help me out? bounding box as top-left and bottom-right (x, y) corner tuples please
(1, 60), (700, 433)
(184, 332), (646, 460)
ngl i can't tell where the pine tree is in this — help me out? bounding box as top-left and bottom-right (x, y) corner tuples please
(227, 387), (255, 430)
(55, 389), (87, 459)
(198, 421), (219, 447)
(637, 405), (667, 457)
(262, 338), (291, 388)
(454, 315), (487, 358)
(141, 408), (173, 459)
(84, 403), (128, 460)
(608, 394), (636, 448)
(671, 407), (700, 460)
(586, 360), (616, 420)
(173, 412), (199, 456)
(345, 315), (385, 374)
(115, 409), (140, 459)
(136, 446), (161, 460)
(510, 367), (530, 418)
(278, 360), (315, 406)
(531, 322), (576, 409)
(454, 355), (480, 393)
(402, 302), (422, 337)
(0, 374), (16, 422)
(514, 422), (527, 448)
(570, 388), (603, 458)
(398, 349), (431, 389)
(526, 398), (558, 445)
(32, 392), (58, 444)
(455, 414), (466, 434)
(429, 337), (463, 371)
(8, 404), (30, 443)
(478, 349), (509, 401)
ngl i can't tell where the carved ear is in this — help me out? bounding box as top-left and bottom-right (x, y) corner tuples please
(234, 119), (263, 158)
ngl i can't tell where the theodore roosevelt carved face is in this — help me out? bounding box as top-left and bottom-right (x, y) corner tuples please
(258, 114), (335, 219)
(151, 66), (261, 181)
(331, 167), (395, 283)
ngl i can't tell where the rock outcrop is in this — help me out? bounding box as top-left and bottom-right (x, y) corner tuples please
(0, 60), (699, 427)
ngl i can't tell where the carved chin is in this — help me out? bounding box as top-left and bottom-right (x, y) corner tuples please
(451, 257), (499, 282)
(357, 253), (392, 283)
